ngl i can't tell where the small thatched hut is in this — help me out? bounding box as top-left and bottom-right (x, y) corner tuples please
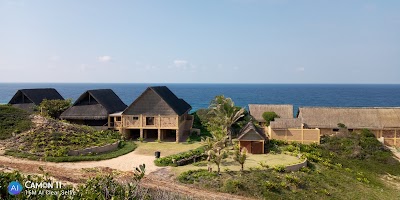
(60, 89), (126, 127)
(248, 104), (294, 126)
(8, 88), (64, 112)
(238, 122), (268, 154)
(116, 86), (192, 142)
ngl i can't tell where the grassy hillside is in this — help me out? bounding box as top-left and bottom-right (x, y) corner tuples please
(0, 105), (32, 139)
(7, 117), (121, 157)
(178, 130), (400, 199)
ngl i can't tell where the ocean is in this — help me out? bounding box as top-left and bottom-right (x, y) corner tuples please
(1, 83), (400, 116)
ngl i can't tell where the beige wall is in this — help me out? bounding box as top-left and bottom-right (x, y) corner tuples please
(269, 128), (320, 144)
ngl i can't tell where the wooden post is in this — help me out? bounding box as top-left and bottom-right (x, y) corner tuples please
(140, 129), (144, 139)
(176, 129), (179, 143)
(158, 129), (161, 141)
(108, 116), (111, 128)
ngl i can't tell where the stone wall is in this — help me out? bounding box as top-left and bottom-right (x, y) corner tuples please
(68, 141), (120, 156)
(285, 159), (308, 172)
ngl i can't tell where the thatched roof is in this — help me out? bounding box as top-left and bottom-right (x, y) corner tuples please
(270, 118), (302, 129)
(123, 86), (191, 116)
(60, 89), (126, 120)
(298, 107), (400, 129)
(249, 104), (293, 122)
(238, 122), (268, 141)
(9, 88), (64, 105)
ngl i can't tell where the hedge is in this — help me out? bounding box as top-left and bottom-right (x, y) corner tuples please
(154, 146), (206, 166)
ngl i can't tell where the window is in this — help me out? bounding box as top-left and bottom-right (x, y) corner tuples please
(146, 117), (154, 125)
(333, 128), (339, 132)
(133, 116), (139, 120)
(116, 117), (121, 121)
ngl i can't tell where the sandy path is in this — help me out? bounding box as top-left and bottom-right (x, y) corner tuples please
(0, 150), (159, 174)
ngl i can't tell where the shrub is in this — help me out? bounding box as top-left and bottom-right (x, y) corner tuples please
(223, 179), (243, 193)
(154, 146), (206, 166)
(178, 169), (217, 184)
(263, 181), (280, 192)
(273, 165), (286, 173)
(262, 112), (279, 126)
(37, 99), (72, 119)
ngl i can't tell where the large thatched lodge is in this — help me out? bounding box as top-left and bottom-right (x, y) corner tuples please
(8, 88), (64, 112)
(60, 89), (127, 126)
(108, 86), (193, 142)
(249, 104), (400, 147)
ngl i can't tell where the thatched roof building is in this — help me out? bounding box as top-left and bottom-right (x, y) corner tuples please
(238, 122), (268, 141)
(60, 89), (126, 125)
(248, 104), (294, 122)
(238, 122), (267, 154)
(270, 118), (302, 129)
(123, 86), (191, 115)
(8, 88), (64, 111)
(298, 107), (400, 129)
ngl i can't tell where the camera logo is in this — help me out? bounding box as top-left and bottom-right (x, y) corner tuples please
(8, 181), (23, 195)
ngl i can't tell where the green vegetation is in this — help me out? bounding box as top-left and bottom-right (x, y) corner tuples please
(154, 146), (206, 166)
(13, 125), (121, 157)
(37, 99), (72, 118)
(0, 105), (32, 139)
(5, 141), (136, 162)
(262, 111), (279, 126)
(177, 129), (400, 199)
(0, 164), (166, 200)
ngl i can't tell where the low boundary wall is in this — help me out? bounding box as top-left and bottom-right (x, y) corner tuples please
(285, 159), (308, 172)
(68, 141), (120, 156)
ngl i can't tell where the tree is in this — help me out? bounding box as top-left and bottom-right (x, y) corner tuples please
(38, 99), (72, 119)
(234, 146), (247, 172)
(262, 112), (279, 126)
(208, 95), (245, 145)
(207, 148), (228, 174)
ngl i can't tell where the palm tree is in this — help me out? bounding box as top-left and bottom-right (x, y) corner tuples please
(208, 95), (245, 145)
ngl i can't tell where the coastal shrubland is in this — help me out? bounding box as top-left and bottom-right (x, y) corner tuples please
(177, 130), (400, 199)
(3, 115), (136, 161)
(0, 105), (32, 139)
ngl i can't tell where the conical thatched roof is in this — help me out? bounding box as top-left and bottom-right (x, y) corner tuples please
(123, 86), (191, 116)
(60, 89), (126, 120)
(298, 107), (400, 129)
(9, 88), (64, 105)
(238, 122), (268, 141)
(249, 104), (293, 122)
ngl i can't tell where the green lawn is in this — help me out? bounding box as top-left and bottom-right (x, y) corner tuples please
(172, 153), (301, 174)
(134, 142), (203, 157)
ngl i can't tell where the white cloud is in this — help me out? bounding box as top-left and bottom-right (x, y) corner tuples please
(97, 55), (112, 62)
(173, 60), (189, 68)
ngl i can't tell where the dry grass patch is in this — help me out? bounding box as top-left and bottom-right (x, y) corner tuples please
(134, 142), (203, 157)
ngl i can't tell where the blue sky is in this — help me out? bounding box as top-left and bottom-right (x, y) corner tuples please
(0, 0), (399, 83)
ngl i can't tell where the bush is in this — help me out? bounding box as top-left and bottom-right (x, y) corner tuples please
(273, 165), (286, 173)
(223, 179), (243, 193)
(262, 112), (279, 126)
(38, 99), (72, 119)
(154, 146), (206, 166)
(178, 169), (217, 184)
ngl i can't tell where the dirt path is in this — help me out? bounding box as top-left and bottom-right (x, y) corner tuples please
(0, 154), (255, 199)
(0, 150), (159, 174)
